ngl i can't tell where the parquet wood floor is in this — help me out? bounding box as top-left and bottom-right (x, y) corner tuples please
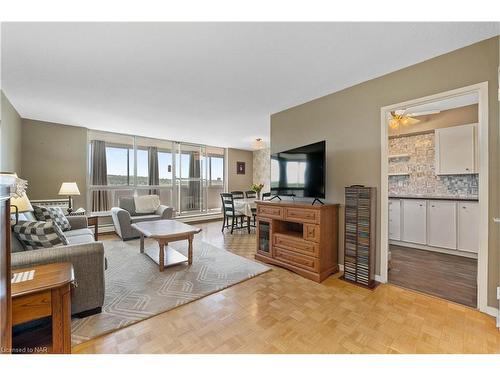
(73, 221), (500, 354)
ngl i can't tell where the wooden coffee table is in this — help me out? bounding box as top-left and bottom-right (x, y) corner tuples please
(132, 220), (202, 271)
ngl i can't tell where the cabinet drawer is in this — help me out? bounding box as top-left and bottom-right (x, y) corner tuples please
(284, 207), (320, 224)
(274, 233), (319, 257)
(12, 291), (52, 325)
(257, 205), (283, 219)
(303, 224), (320, 242)
(274, 247), (319, 272)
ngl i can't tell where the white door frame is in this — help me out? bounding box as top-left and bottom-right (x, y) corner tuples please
(379, 82), (490, 314)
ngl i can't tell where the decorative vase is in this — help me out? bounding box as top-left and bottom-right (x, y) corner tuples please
(257, 191), (261, 200)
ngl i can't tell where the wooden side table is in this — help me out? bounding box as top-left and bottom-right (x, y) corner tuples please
(67, 213), (100, 240)
(87, 215), (99, 241)
(11, 263), (75, 354)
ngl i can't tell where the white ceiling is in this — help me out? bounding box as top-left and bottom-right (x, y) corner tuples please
(2, 22), (499, 150)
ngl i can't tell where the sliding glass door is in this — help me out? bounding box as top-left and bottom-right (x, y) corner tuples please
(174, 143), (206, 216)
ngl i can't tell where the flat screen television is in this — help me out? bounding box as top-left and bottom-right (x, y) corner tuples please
(270, 140), (326, 199)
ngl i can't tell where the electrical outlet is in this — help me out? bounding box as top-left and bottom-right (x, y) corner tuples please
(497, 286), (500, 300)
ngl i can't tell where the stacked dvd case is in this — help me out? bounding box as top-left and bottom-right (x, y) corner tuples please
(343, 186), (376, 288)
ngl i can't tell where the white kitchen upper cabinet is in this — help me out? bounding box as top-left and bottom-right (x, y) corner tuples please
(435, 123), (477, 175)
(402, 199), (427, 244)
(427, 200), (457, 249)
(389, 199), (401, 240)
(457, 201), (479, 253)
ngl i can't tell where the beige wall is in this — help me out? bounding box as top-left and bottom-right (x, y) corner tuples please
(388, 104), (478, 137)
(21, 119), (88, 209)
(0, 91), (22, 174)
(271, 37), (500, 308)
(227, 148), (253, 192)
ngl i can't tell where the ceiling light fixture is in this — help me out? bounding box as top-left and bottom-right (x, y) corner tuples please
(252, 138), (266, 150)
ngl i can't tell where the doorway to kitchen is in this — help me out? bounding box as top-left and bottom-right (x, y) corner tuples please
(380, 83), (489, 312)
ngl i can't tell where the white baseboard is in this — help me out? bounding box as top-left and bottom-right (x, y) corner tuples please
(483, 305), (500, 323)
(374, 274), (384, 283)
(180, 213), (223, 222)
(390, 240), (477, 259)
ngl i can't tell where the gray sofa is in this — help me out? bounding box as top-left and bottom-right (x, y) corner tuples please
(111, 196), (174, 240)
(11, 215), (106, 317)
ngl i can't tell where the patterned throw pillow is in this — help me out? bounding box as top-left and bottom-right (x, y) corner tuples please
(13, 220), (68, 250)
(33, 205), (72, 231)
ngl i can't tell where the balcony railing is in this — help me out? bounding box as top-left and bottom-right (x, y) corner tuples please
(88, 185), (223, 217)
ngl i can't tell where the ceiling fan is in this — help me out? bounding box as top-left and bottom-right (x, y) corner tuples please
(389, 108), (441, 130)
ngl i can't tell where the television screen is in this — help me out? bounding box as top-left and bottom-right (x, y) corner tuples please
(270, 141), (326, 198)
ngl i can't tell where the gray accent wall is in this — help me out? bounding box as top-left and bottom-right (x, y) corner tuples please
(21, 119), (88, 210)
(271, 36), (500, 308)
(0, 91), (22, 174)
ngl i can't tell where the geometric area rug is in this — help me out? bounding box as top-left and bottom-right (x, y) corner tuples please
(71, 237), (270, 346)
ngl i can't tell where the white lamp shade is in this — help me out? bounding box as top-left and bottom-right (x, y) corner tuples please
(10, 192), (33, 213)
(58, 182), (80, 196)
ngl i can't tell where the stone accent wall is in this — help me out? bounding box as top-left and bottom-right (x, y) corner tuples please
(253, 148), (270, 193)
(388, 132), (478, 198)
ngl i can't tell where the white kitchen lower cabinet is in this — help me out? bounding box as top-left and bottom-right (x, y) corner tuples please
(428, 200), (457, 249)
(402, 199), (427, 244)
(457, 202), (479, 253)
(389, 199), (401, 240)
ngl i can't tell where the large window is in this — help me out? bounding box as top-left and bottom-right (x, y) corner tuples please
(175, 153), (192, 180)
(105, 145), (133, 186)
(209, 156), (224, 185)
(158, 151), (173, 185)
(89, 130), (226, 216)
(136, 148), (149, 185)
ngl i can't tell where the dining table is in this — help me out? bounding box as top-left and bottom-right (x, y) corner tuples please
(233, 198), (257, 217)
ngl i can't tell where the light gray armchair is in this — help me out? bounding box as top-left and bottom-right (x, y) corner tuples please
(111, 196), (174, 240)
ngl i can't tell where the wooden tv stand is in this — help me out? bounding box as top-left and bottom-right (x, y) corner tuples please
(255, 200), (339, 282)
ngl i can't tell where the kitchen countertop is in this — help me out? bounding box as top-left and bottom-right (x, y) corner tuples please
(389, 195), (478, 202)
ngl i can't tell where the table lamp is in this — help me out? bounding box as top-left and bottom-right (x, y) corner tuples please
(0, 172), (32, 224)
(58, 182), (80, 214)
(10, 192), (33, 225)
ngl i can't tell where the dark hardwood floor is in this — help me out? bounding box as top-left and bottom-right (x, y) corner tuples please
(388, 245), (477, 308)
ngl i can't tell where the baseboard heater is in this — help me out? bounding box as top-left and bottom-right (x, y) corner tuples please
(97, 213), (224, 234)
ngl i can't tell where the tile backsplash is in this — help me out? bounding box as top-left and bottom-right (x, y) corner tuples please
(388, 132), (478, 198)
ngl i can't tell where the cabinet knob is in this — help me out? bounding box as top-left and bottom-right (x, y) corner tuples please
(465, 168), (470, 171)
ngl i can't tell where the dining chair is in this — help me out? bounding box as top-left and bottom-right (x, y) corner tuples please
(231, 191), (245, 199)
(220, 193), (250, 234)
(245, 190), (256, 199)
(244, 191), (257, 226)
